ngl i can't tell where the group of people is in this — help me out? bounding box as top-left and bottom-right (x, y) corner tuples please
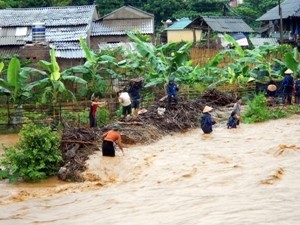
(266, 69), (300, 105)
(95, 69), (300, 156)
(200, 97), (242, 134)
(90, 79), (143, 157)
(89, 78), (144, 129)
(118, 78), (144, 118)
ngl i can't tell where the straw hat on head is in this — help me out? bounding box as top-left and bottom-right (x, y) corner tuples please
(285, 68), (293, 74)
(203, 106), (213, 113)
(267, 84), (277, 92)
(247, 77), (255, 83)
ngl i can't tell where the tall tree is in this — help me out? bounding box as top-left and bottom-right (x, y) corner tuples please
(18, 0), (52, 7)
(97, 0), (125, 16)
(234, 0), (278, 27)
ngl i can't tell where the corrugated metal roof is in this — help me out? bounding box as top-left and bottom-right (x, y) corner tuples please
(0, 5), (96, 27)
(218, 33), (249, 47)
(50, 41), (85, 59)
(0, 47), (21, 56)
(98, 42), (153, 52)
(91, 18), (154, 36)
(0, 5), (155, 59)
(165, 18), (192, 31)
(100, 5), (154, 20)
(0, 27), (29, 45)
(202, 16), (254, 33)
(98, 42), (137, 51)
(249, 38), (278, 48)
(0, 36), (26, 45)
(0, 25), (88, 45)
(55, 49), (85, 59)
(257, 0), (300, 21)
(24, 25), (88, 42)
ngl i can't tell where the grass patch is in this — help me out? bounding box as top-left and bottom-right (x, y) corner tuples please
(243, 94), (288, 123)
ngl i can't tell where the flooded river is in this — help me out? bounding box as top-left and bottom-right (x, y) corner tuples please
(0, 133), (19, 156)
(1, 115), (300, 225)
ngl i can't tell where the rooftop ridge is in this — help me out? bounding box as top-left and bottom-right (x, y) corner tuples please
(1, 5), (95, 11)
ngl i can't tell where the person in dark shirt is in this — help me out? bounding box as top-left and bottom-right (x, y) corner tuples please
(128, 78), (143, 117)
(266, 80), (277, 106)
(282, 69), (294, 105)
(294, 73), (300, 104)
(227, 111), (238, 129)
(200, 106), (216, 134)
(166, 78), (179, 110)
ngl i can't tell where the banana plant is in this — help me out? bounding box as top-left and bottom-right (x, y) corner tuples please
(0, 62), (3, 73)
(79, 37), (120, 94)
(0, 57), (31, 104)
(25, 48), (87, 118)
(283, 47), (300, 74)
(126, 32), (195, 88)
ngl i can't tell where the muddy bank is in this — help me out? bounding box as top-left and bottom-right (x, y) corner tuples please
(59, 89), (234, 182)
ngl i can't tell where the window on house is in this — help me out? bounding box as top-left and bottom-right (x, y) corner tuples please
(15, 27), (28, 36)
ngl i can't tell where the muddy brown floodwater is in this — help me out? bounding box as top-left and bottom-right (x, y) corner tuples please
(1, 115), (300, 225)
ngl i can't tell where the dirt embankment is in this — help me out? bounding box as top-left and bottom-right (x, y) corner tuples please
(59, 89), (235, 181)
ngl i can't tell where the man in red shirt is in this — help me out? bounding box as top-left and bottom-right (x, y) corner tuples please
(89, 93), (104, 128)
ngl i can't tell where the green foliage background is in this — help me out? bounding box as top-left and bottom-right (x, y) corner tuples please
(61, 107), (110, 127)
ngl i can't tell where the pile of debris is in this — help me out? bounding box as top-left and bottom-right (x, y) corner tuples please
(59, 127), (99, 181)
(59, 88), (234, 181)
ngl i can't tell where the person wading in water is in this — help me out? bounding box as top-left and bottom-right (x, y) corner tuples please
(101, 125), (124, 157)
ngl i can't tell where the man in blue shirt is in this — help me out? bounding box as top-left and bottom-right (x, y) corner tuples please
(282, 69), (294, 105)
(166, 78), (179, 110)
(128, 78), (144, 117)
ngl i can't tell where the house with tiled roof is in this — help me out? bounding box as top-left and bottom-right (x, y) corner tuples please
(164, 16), (253, 46)
(164, 18), (197, 43)
(0, 5), (98, 68)
(0, 5), (155, 68)
(91, 5), (154, 50)
(256, 0), (300, 43)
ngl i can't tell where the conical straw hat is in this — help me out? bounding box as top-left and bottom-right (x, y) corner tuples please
(203, 106), (213, 113)
(247, 77), (255, 82)
(285, 68), (293, 74)
(267, 84), (277, 92)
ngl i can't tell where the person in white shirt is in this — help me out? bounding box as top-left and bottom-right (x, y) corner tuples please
(118, 91), (132, 118)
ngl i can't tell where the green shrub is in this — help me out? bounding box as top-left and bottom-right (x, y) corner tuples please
(270, 108), (287, 119)
(285, 105), (300, 114)
(61, 108), (89, 127)
(0, 123), (62, 182)
(243, 94), (287, 123)
(96, 108), (110, 126)
(61, 108), (110, 127)
(113, 105), (123, 119)
(243, 94), (270, 123)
